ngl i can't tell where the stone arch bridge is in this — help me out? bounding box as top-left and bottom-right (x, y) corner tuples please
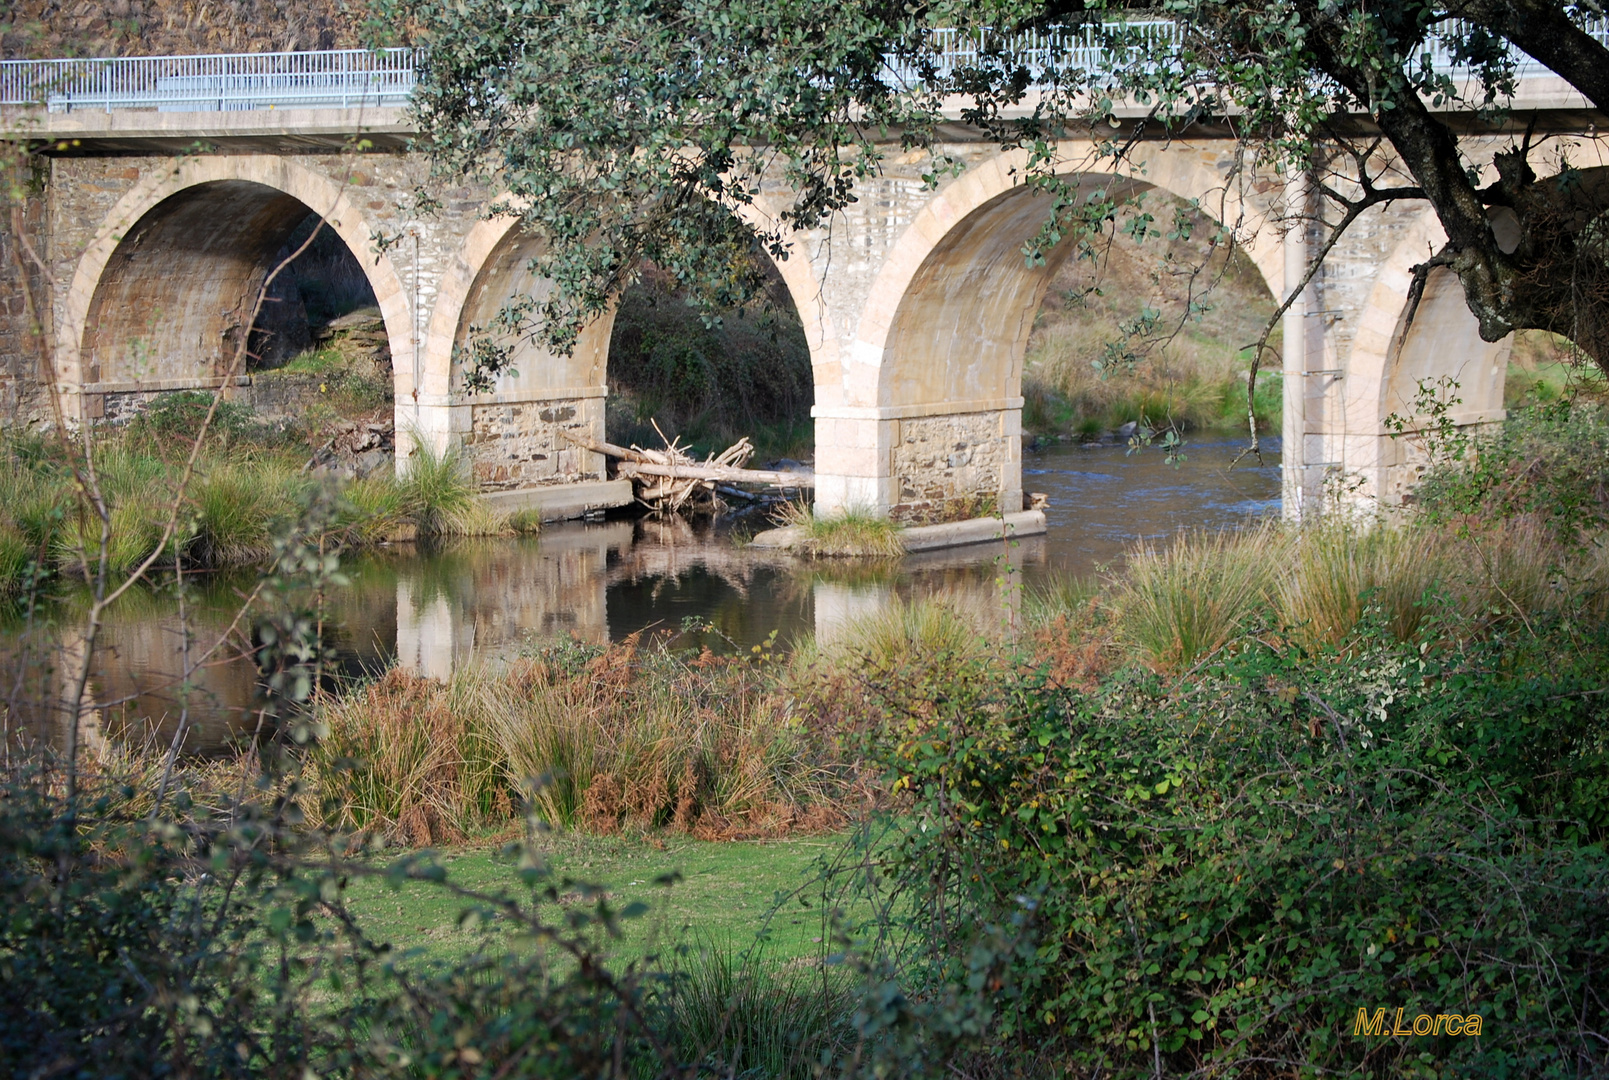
(8, 49), (1603, 522)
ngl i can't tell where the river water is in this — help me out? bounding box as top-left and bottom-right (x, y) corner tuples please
(3, 438), (1280, 755)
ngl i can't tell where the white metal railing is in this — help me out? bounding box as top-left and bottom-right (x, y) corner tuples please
(1, 20), (1604, 115)
(886, 18), (1609, 88)
(1419, 16), (1609, 78)
(0, 48), (414, 113)
(881, 21), (1183, 87)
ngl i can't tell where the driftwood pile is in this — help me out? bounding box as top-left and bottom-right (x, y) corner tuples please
(565, 424), (813, 514)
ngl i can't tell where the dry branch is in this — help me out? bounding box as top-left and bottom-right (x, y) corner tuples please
(561, 429), (812, 514)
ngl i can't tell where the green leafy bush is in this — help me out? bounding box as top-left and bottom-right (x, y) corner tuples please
(126, 388), (259, 446)
(1414, 403), (1609, 539)
(0, 765), (766, 1079)
(864, 627), (1609, 1076)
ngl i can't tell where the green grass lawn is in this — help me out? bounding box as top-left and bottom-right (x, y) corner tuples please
(337, 830), (863, 969)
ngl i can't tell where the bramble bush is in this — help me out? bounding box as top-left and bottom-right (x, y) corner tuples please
(862, 620), (1609, 1077)
(1412, 402), (1609, 540)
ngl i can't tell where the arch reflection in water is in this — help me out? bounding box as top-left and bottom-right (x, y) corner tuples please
(394, 523), (633, 677)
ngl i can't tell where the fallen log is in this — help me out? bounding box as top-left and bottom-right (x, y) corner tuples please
(615, 461), (814, 487)
(561, 428), (811, 516)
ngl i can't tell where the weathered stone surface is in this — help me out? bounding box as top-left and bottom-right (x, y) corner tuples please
(890, 409), (1019, 523)
(465, 397), (605, 490)
(5, 111), (1581, 519)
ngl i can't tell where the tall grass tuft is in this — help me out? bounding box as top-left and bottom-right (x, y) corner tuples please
(1446, 515), (1570, 626)
(660, 945), (858, 1080)
(307, 668), (508, 845)
(395, 434), (497, 537)
(824, 596), (989, 670)
(337, 473), (410, 543)
(1277, 522), (1449, 647)
(488, 641), (838, 835)
(190, 459), (304, 565)
(1116, 524), (1280, 672)
(774, 502), (905, 558)
(1024, 573), (1102, 626)
(306, 640), (854, 843)
(0, 524), (32, 596)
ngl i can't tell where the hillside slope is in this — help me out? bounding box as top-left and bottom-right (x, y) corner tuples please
(1, 0), (368, 58)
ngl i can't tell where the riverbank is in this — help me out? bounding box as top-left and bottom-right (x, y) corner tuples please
(103, 408), (1609, 847)
(10, 405), (1609, 1077)
(0, 398), (535, 597)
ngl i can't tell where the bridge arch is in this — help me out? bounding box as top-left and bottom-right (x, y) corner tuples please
(1340, 206), (1511, 504)
(421, 198), (830, 487)
(58, 155), (411, 423)
(817, 143), (1281, 517)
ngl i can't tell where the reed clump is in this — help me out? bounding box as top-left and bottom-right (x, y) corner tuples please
(306, 637), (858, 844)
(1069, 514), (1609, 673)
(0, 423), (515, 596)
(783, 595), (1005, 744)
(394, 435), (501, 538)
(1114, 523), (1283, 672)
(773, 502), (906, 558)
(308, 668), (509, 846)
(661, 945), (858, 1080)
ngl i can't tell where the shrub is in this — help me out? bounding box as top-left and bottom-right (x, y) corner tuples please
(607, 261), (813, 457)
(0, 757), (806, 1080)
(1414, 403), (1609, 539)
(126, 388), (258, 446)
(864, 627), (1609, 1076)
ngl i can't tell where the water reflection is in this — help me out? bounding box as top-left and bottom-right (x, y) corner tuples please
(1, 437), (1280, 754)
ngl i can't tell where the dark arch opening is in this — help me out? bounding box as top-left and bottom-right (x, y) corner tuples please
(81, 179), (389, 425)
(606, 255), (813, 465)
(257, 211), (387, 373)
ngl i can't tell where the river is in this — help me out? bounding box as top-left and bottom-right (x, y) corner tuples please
(1, 437), (1280, 755)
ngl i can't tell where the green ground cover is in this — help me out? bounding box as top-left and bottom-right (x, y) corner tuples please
(338, 832), (856, 967)
(11, 405), (1609, 1075)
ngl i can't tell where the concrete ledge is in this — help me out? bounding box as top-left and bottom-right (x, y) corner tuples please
(749, 509), (1047, 554)
(746, 525), (805, 550)
(81, 375), (252, 394)
(482, 479), (633, 522)
(903, 510), (1046, 552)
(17, 105), (414, 140)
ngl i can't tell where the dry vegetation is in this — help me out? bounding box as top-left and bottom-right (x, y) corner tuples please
(0, 0), (366, 59)
(305, 636), (865, 846)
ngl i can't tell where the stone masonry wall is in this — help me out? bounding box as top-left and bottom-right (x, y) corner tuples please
(0, 178), (49, 427)
(889, 409), (1015, 523)
(466, 398), (605, 490)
